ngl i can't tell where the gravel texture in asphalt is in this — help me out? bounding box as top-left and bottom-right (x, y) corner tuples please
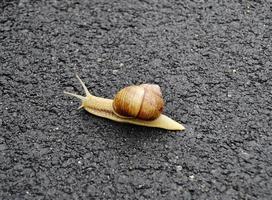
(1, 0), (272, 199)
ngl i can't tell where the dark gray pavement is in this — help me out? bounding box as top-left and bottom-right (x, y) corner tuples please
(1, 0), (272, 199)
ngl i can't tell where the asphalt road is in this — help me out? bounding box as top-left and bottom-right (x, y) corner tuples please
(1, 0), (272, 199)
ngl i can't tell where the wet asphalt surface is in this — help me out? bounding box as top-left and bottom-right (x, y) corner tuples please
(1, 0), (272, 199)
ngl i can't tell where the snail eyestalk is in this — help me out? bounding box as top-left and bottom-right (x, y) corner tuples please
(63, 91), (86, 101)
(64, 74), (92, 108)
(75, 74), (91, 97)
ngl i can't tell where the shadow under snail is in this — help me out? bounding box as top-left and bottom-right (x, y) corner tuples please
(64, 74), (185, 131)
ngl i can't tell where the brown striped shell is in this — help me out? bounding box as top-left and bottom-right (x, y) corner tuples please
(112, 84), (164, 120)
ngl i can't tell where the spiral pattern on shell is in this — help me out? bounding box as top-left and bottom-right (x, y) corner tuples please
(112, 84), (164, 120)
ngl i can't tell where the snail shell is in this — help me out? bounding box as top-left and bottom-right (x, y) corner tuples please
(112, 84), (164, 120)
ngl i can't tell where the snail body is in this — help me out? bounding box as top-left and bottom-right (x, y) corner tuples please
(64, 75), (185, 131)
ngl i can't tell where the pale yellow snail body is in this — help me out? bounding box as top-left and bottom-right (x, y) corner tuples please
(64, 75), (185, 131)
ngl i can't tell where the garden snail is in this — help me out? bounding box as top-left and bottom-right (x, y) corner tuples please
(64, 74), (185, 131)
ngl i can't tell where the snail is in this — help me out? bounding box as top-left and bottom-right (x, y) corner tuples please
(64, 74), (185, 131)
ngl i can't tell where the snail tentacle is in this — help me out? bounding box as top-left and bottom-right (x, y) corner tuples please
(63, 74), (92, 108)
(63, 91), (86, 101)
(76, 74), (92, 97)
